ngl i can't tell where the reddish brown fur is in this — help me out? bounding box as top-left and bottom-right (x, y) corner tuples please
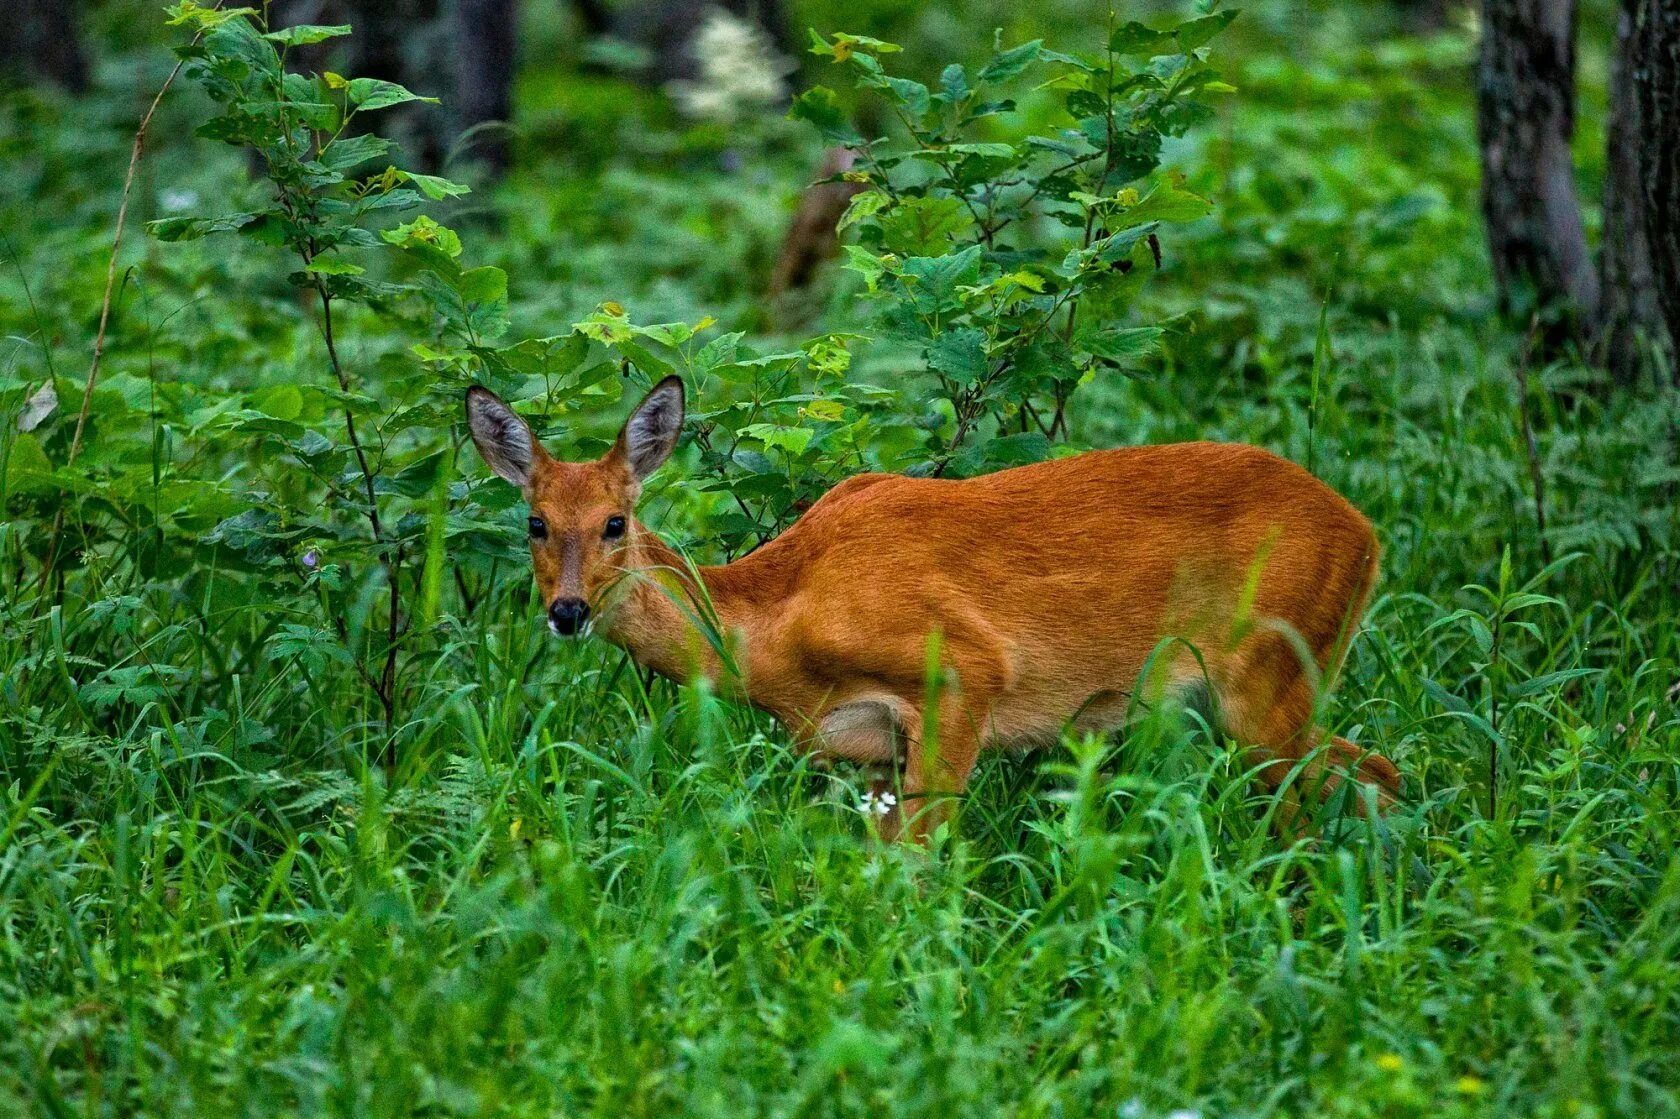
(469, 383), (1401, 841)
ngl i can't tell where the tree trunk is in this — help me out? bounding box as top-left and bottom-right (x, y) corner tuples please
(0, 0), (90, 92)
(769, 148), (864, 298)
(454, 0), (518, 173)
(1601, 0), (1668, 384)
(1634, 0), (1680, 379)
(1476, 0), (1599, 327)
(1396, 0), (1454, 34)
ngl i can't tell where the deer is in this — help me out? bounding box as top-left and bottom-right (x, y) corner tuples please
(465, 377), (1402, 841)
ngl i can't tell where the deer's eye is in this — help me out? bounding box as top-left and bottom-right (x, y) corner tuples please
(603, 515), (627, 540)
(528, 516), (547, 540)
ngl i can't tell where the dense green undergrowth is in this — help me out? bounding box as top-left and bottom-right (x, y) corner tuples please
(2, 1), (1678, 1116)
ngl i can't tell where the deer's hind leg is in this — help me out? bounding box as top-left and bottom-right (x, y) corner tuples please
(1219, 652), (1400, 826)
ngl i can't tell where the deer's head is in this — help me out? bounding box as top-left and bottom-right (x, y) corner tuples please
(465, 377), (684, 635)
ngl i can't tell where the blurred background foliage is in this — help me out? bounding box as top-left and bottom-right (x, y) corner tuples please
(2, 0), (1678, 1115)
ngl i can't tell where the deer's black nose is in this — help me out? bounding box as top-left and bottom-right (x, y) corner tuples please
(548, 598), (590, 636)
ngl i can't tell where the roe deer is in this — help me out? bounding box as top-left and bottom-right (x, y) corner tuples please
(465, 377), (1401, 841)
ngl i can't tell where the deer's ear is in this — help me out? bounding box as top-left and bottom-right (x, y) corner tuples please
(465, 387), (540, 488)
(615, 376), (685, 482)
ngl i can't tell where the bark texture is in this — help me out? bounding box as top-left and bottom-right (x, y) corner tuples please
(1476, 0), (1599, 324)
(768, 148), (864, 297)
(0, 0), (90, 92)
(1601, 0), (1668, 383)
(454, 0), (519, 172)
(1634, 0), (1680, 375)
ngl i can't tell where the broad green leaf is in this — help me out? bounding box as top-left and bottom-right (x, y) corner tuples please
(303, 256), (365, 276)
(877, 196), (971, 256)
(347, 77), (438, 111)
(148, 212), (261, 242)
(320, 133), (391, 171)
(4, 433), (54, 493)
(841, 245), (888, 291)
(1109, 22), (1176, 57)
(741, 423), (815, 457)
(382, 215), (463, 260)
(978, 40), (1042, 83)
(810, 30), (902, 61)
(1176, 11), (1239, 52)
(884, 77), (931, 119)
(263, 23), (352, 46)
(788, 86), (862, 144)
(836, 189), (890, 232)
(899, 245), (983, 314)
(927, 327), (988, 385)
(1102, 176), (1214, 234)
(802, 399), (847, 422)
(403, 171), (472, 200)
(249, 384), (304, 422)
(166, 3), (259, 29)
(1078, 325), (1163, 364)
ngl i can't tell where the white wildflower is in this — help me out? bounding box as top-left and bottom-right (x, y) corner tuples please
(667, 8), (793, 123)
(160, 188), (200, 213)
(858, 789), (897, 817)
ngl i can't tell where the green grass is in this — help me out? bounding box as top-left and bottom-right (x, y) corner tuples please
(3, 1), (1679, 1116)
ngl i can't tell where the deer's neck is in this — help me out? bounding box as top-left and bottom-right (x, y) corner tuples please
(599, 526), (782, 690)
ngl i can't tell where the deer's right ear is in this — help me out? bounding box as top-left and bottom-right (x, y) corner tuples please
(465, 387), (539, 488)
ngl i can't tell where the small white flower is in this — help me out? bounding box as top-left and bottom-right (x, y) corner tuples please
(1166, 1110), (1203, 1119)
(1119, 1101), (1146, 1119)
(160, 188), (200, 213)
(858, 789), (898, 817)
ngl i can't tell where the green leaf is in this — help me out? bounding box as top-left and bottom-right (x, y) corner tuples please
(841, 245), (888, 291)
(382, 215), (463, 261)
(4, 433), (54, 494)
(403, 171), (472, 200)
(249, 384), (304, 422)
(458, 266), (510, 340)
(457, 265), (507, 305)
(319, 133), (392, 171)
(378, 450), (448, 497)
(836, 189), (890, 232)
(899, 245), (983, 314)
(347, 77), (438, 111)
(809, 30), (902, 60)
(740, 423), (814, 457)
(788, 86), (862, 145)
(1109, 22), (1176, 57)
(303, 257), (365, 276)
(937, 63), (970, 104)
(877, 196), (971, 256)
(1176, 11), (1239, 52)
(978, 40), (1042, 83)
(1078, 325), (1163, 364)
(1110, 177), (1214, 230)
(147, 212), (262, 242)
(883, 77), (931, 119)
(166, 3), (259, 29)
(927, 328), (988, 385)
(942, 142), (1016, 159)
(263, 23), (352, 46)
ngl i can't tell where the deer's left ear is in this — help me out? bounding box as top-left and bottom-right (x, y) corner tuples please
(614, 376), (685, 482)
